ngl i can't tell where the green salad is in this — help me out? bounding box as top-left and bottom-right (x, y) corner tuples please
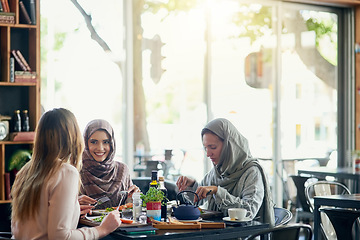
(93, 215), (105, 222)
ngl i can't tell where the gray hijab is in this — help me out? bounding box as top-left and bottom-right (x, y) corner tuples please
(201, 118), (275, 226)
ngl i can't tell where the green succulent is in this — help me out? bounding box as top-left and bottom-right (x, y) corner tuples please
(8, 149), (31, 171)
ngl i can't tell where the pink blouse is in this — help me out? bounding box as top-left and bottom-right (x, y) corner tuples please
(12, 163), (99, 239)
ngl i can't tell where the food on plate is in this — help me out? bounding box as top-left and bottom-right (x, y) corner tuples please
(112, 202), (133, 211)
(105, 207), (114, 212)
(120, 218), (134, 224)
(92, 215), (105, 222)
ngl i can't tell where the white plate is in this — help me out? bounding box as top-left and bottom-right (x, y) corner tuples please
(176, 217), (203, 222)
(86, 215), (104, 223)
(91, 209), (110, 215)
(222, 216), (252, 223)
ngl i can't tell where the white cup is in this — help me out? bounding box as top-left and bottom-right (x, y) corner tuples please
(228, 208), (247, 221)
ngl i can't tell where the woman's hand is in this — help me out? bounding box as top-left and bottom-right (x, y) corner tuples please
(96, 210), (121, 238)
(78, 195), (96, 218)
(127, 184), (141, 199)
(195, 186), (217, 202)
(176, 176), (196, 192)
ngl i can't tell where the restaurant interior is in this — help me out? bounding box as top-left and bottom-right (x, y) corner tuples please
(1, 0), (360, 239)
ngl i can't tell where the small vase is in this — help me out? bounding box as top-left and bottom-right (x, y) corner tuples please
(146, 201), (161, 221)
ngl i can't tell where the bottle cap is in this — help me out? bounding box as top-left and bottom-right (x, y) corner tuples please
(151, 170), (158, 180)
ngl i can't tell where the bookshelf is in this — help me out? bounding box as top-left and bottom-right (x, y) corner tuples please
(0, 0), (40, 202)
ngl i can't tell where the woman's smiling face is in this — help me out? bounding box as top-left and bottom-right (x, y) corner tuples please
(87, 130), (111, 162)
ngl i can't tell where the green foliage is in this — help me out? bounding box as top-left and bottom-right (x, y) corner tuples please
(53, 32), (67, 51)
(306, 17), (336, 43)
(8, 150), (31, 171)
(231, 5), (273, 43)
(306, 17), (337, 65)
(140, 187), (166, 206)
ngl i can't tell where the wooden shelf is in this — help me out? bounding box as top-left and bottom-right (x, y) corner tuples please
(0, 0), (40, 201)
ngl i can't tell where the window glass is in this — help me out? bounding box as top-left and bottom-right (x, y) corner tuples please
(40, 0), (124, 151)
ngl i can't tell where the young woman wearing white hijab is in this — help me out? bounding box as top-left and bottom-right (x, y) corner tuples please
(176, 118), (275, 226)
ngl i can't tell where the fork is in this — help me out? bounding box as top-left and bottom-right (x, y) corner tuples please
(93, 196), (110, 208)
(116, 191), (128, 211)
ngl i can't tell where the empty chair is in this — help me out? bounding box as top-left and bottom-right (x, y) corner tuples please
(274, 207), (293, 226)
(288, 175), (314, 223)
(305, 180), (351, 240)
(305, 180), (351, 212)
(245, 223), (313, 240)
(320, 208), (360, 240)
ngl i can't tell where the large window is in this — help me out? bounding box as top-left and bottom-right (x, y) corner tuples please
(41, 0), (354, 205)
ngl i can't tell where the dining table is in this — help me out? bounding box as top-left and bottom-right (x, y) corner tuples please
(79, 214), (270, 240)
(313, 193), (360, 240)
(102, 220), (268, 240)
(298, 166), (360, 193)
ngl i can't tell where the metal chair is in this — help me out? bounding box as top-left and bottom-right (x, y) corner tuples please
(274, 207), (293, 226)
(0, 202), (11, 239)
(0, 202), (11, 232)
(288, 175), (314, 223)
(320, 207), (360, 240)
(305, 180), (351, 240)
(0, 232), (12, 239)
(245, 223), (313, 240)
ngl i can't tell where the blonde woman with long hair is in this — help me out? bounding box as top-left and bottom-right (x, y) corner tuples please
(11, 108), (121, 239)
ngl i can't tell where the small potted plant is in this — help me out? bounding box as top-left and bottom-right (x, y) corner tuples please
(8, 149), (32, 173)
(140, 187), (167, 221)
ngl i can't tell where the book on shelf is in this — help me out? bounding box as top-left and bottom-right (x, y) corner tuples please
(4, 172), (10, 200)
(10, 57), (14, 82)
(29, 0), (36, 25)
(15, 71), (36, 77)
(11, 50), (27, 71)
(0, 0), (9, 12)
(10, 131), (35, 141)
(0, 1), (3, 12)
(14, 70), (37, 83)
(0, 12), (15, 24)
(16, 50), (31, 71)
(19, 1), (32, 24)
(14, 78), (37, 83)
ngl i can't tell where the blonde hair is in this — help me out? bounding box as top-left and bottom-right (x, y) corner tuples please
(11, 108), (84, 222)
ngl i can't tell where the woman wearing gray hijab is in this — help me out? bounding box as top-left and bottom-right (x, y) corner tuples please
(176, 118), (274, 226)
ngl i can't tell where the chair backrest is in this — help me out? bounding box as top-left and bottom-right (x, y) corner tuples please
(305, 180), (351, 212)
(289, 175), (312, 212)
(0, 202), (11, 232)
(305, 180), (351, 240)
(245, 224), (313, 240)
(274, 207), (293, 226)
(320, 207), (360, 240)
(0, 232), (12, 240)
